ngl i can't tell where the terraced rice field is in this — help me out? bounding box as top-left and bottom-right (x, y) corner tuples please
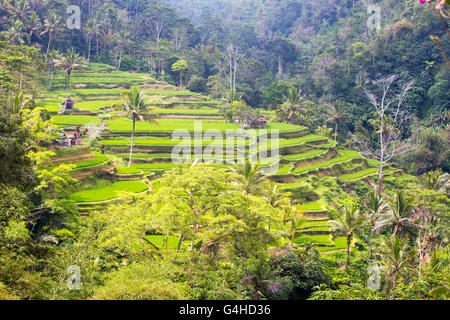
(45, 63), (407, 254)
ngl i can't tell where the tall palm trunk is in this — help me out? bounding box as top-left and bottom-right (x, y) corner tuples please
(390, 274), (398, 300)
(346, 235), (352, 270)
(291, 221), (296, 246)
(87, 37), (92, 62)
(65, 74), (71, 100)
(49, 70), (54, 89)
(128, 117), (136, 168)
(377, 121), (385, 195)
(46, 32), (53, 58)
(335, 122), (338, 142)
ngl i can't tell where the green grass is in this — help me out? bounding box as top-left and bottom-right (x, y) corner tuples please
(69, 181), (149, 203)
(104, 118), (304, 133)
(130, 163), (181, 171)
(53, 115), (100, 126)
(284, 150), (326, 161)
(261, 135), (326, 150)
(338, 168), (379, 181)
(292, 150), (362, 174)
(294, 234), (334, 246)
(145, 90), (206, 97)
(304, 220), (330, 228)
(154, 108), (220, 115)
(145, 235), (187, 250)
(317, 237), (347, 253)
(106, 118), (239, 132)
(297, 202), (324, 211)
(116, 167), (143, 175)
(73, 100), (123, 111)
(339, 167), (400, 181)
(72, 152), (109, 169)
(100, 138), (228, 146)
(275, 164), (293, 175)
(116, 154), (173, 159)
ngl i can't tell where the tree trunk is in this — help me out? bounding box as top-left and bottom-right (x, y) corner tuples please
(377, 159), (384, 196)
(128, 117), (136, 168)
(346, 235), (351, 270)
(65, 74), (71, 100)
(390, 275), (398, 300)
(46, 32), (52, 58)
(378, 123), (385, 195)
(48, 71), (54, 90)
(117, 53), (122, 70)
(291, 222), (296, 246)
(87, 37), (92, 62)
(335, 122), (338, 142)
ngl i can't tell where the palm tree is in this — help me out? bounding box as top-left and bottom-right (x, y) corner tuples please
(231, 160), (266, 195)
(378, 234), (410, 300)
(85, 18), (97, 62)
(325, 100), (349, 142)
(40, 12), (62, 58)
(11, 0), (30, 24)
(366, 188), (387, 226)
(7, 91), (30, 114)
(288, 208), (307, 246)
(113, 30), (132, 70)
(418, 169), (450, 192)
(46, 49), (61, 90)
(264, 181), (290, 232)
(374, 190), (414, 237)
(4, 20), (29, 45)
(119, 86), (160, 168)
(240, 261), (282, 300)
(26, 11), (41, 42)
(329, 206), (369, 269)
(276, 87), (305, 124)
(59, 49), (86, 104)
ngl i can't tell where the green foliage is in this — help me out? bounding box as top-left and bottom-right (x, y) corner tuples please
(92, 261), (188, 300)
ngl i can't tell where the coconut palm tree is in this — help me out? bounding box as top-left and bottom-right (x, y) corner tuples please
(4, 20), (29, 45)
(11, 0), (30, 24)
(59, 49), (86, 104)
(325, 100), (349, 142)
(418, 169), (450, 192)
(288, 207), (307, 246)
(46, 49), (61, 90)
(40, 12), (62, 58)
(118, 86), (160, 168)
(366, 188), (388, 225)
(263, 181), (290, 232)
(378, 234), (411, 300)
(85, 18), (97, 62)
(26, 11), (41, 41)
(374, 190), (414, 237)
(113, 30), (132, 70)
(7, 91), (30, 114)
(240, 260), (282, 300)
(329, 206), (369, 269)
(231, 160), (266, 195)
(276, 87), (305, 124)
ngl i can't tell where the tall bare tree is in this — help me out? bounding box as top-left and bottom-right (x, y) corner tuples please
(225, 44), (244, 99)
(354, 75), (414, 195)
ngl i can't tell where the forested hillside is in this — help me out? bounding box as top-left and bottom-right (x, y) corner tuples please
(1, 0), (448, 173)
